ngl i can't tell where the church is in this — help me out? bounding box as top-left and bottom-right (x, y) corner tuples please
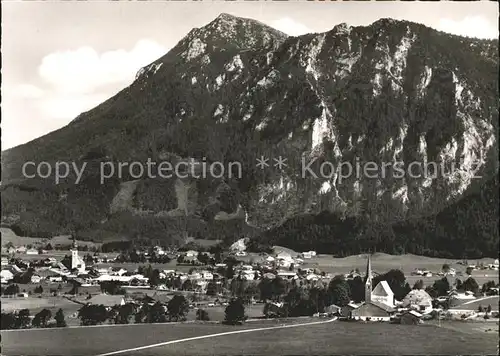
(70, 237), (86, 274)
(350, 255), (396, 321)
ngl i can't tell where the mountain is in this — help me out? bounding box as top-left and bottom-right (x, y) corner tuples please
(2, 14), (498, 257)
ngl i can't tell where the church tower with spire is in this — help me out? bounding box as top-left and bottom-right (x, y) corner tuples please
(364, 253), (372, 303)
(70, 235), (85, 273)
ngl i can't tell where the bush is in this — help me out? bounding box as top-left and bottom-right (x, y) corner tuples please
(196, 309), (210, 321)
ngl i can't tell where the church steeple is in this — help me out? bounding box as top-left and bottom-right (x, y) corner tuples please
(71, 235), (78, 250)
(364, 253), (372, 303)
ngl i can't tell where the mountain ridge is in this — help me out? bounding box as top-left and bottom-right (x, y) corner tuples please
(1, 15), (498, 258)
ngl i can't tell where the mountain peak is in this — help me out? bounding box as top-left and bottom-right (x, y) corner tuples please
(216, 13), (239, 21)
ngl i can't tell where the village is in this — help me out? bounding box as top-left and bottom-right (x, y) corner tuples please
(1, 234), (499, 330)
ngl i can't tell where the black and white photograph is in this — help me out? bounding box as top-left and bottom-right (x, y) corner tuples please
(1, 0), (499, 355)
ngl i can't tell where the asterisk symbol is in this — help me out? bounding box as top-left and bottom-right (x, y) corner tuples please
(256, 156), (269, 170)
(273, 156), (288, 170)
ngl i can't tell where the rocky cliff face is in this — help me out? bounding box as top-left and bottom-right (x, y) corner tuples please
(1, 14), (498, 256)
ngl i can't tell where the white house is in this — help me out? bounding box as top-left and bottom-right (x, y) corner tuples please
(30, 274), (42, 284)
(26, 249), (39, 255)
(401, 289), (433, 314)
(185, 250), (199, 258)
(0, 269), (14, 283)
(302, 252), (313, 259)
(87, 294), (125, 308)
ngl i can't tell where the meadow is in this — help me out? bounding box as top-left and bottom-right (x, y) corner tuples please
(1, 318), (497, 356)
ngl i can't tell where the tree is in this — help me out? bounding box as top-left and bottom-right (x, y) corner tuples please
(55, 309), (66, 327)
(328, 275), (351, 307)
(78, 304), (108, 326)
(225, 263), (235, 279)
(463, 277), (479, 294)
(100, 281), (125, 295)
(206, 281), (219, 296)
(224, 298), (247, 325)
(32, 309), (52, 328)
(147, 302), (167, 323)
(481, 280), (496, 294)
(413, 280), (424, 290)
(167, 295), (189, 321)
(347, 276), (365, 303)
(426, 277), (450, 298)
(196, 309), (210, 321)
(465, 267), (474, 276)
(182, 279), (193, 291)
(441, 264), (450, 273)
(4, 284), (20, 296)
(1, 312), (16, 330)
(34, 285), (44, 294)
(134, 304), (148, 324)
(15, 309), (31, 329)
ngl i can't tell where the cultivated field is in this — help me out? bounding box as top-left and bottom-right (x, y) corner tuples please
(1, 319), (497, 356)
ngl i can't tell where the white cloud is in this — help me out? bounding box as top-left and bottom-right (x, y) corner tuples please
(38, 39), (168, 94)
(270, 18), (313, 37)
(437, 16), (498, 39)
(3, 39), (169, 149)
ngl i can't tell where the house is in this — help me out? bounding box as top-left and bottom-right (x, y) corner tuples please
(340, 303), (359, 318)
(302, 252), (313, 259)
(87, 294), (126, 308)
(350, 300), (395, 321)
(302, 251), (316, 259)
(230, 238), (246, 253)
(277, 271), (296, 280)
(401, 289), (433, 314)
(276, 251), (292, 261)
(30, 274), (42, 284)
(325, 304), (341, 316)
(399, 310), (423, 325)
(16, 246), (27, 254)
(1, 256), (9, 266)
(26, 248), (39, 255)
(185, 250), (199, 258)
(0, 269), (15, 283)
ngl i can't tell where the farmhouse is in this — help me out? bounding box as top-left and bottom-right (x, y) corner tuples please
(87, 294), (126, 308)
(350, 301), (394, 321)
(399, 310), (423, 325)
(0, 269), (15, 283)
(401, 289), (433, 314)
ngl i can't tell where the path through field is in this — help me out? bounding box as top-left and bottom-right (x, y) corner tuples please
(94, 318), (336, 356)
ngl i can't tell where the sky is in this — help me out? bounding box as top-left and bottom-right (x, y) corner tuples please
(2, 0), (498, 150)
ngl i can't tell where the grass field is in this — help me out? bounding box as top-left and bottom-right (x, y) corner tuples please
(2, 319), (497, 356)
(1, 228), (103, 249)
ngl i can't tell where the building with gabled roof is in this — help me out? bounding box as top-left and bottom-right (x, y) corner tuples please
(87, 294), (125, 308)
